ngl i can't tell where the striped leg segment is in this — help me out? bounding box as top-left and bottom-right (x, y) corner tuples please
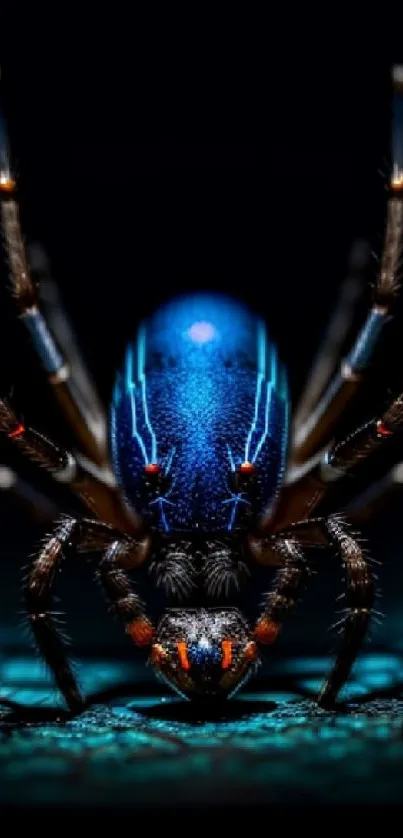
(269, 388), (403, 531)
(29, 241), (106, 450)
(252, 537), (308, 646)
(292, 238), (370, 430)
(290, 65), (403, 468)
(0, 105), (107, 469)
(0, 397), (140, 531)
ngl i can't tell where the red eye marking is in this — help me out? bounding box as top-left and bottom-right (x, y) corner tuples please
(8, 423), (25, 439)
(177, 641), (190, 671)
(376, 420), (393, 437)
(221, 640), (233, 669)
(253, 618), (281, 645)
(145, 463), (160, 475)
(239, 461), (255, 474)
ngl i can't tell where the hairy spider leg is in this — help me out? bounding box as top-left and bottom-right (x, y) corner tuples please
(253, 537), (308, 645)
(24, 517), (152, 712)
(250, 517), (374, 707)
(290, 65), (403, 469)
(291, 238), (371, 431)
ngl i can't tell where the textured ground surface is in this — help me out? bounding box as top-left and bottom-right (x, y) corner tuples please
(1, 652), (403, 810)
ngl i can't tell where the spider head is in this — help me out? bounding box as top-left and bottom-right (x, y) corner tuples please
(150, 607), (259, 700)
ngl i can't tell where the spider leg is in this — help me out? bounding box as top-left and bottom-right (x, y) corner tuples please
(249, 516), (374, 707)
(251, 537), (309, 646)
(269, 387), (403, 531)
(0, 108), (107, 469)
(28, 242), (106, 449)
(345, 461), (403, 522)
(0, 462), (58, 522)
(290, 65), (403, 469)
(24, 516), (152, 712)
(317, 516), (375, 708)
(0, 396), (139, 531)
(292, 238), (370, 430)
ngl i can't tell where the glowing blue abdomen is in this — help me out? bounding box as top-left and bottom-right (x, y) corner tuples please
(110, 293), (289, 534)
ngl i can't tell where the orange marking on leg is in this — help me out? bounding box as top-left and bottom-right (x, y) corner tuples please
(253, 618), (281, 645)
(126, 617), (154, 647)
(376, 420), (393, 437)
(221, 640), (232, 669)
(8, 423), (25, 439)
(0, 176), (16, 193)
(244, 640), (258, 661)
(177, 641), (190, 671)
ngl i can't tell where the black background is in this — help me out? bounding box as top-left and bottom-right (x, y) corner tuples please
(0, 8), (403, 663)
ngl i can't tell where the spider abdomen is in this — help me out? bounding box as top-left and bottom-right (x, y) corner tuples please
(110, 292), (289, 534)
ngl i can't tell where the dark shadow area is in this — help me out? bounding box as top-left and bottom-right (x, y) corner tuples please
(2, 665), (403, 728)
(0, 10), (402, 812)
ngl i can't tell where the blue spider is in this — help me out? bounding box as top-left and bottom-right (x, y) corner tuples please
(1, 67), (403, 712)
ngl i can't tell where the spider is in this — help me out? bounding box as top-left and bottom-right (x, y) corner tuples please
(0, 67), (403, 714)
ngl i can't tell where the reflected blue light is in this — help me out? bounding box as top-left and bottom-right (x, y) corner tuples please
(187, 321), (218, 344)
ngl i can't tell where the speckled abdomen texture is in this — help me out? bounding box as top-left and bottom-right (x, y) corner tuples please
(110, 293), (289, 534)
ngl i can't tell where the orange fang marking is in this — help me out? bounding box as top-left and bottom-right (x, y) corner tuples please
(8, 424), (25, 439)
(177, 641), (190, 671)
(221, 640), (233, 669)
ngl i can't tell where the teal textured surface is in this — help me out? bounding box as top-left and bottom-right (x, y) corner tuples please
(1, 652), (403, 808)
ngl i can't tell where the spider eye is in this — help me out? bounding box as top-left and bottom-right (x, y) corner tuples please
(239, 461), (256, 475)
(143, 462), (171, 499)
(229, 461), (257, 493)
(145, 463), (161, 475)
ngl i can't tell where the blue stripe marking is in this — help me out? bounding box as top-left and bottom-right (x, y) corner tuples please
(21, 309), (63, 374)
(345, 309), (387, 372)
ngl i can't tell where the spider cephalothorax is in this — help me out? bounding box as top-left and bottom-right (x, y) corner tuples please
(1, 67), (403, 713)
(151, 608), (258, 700)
